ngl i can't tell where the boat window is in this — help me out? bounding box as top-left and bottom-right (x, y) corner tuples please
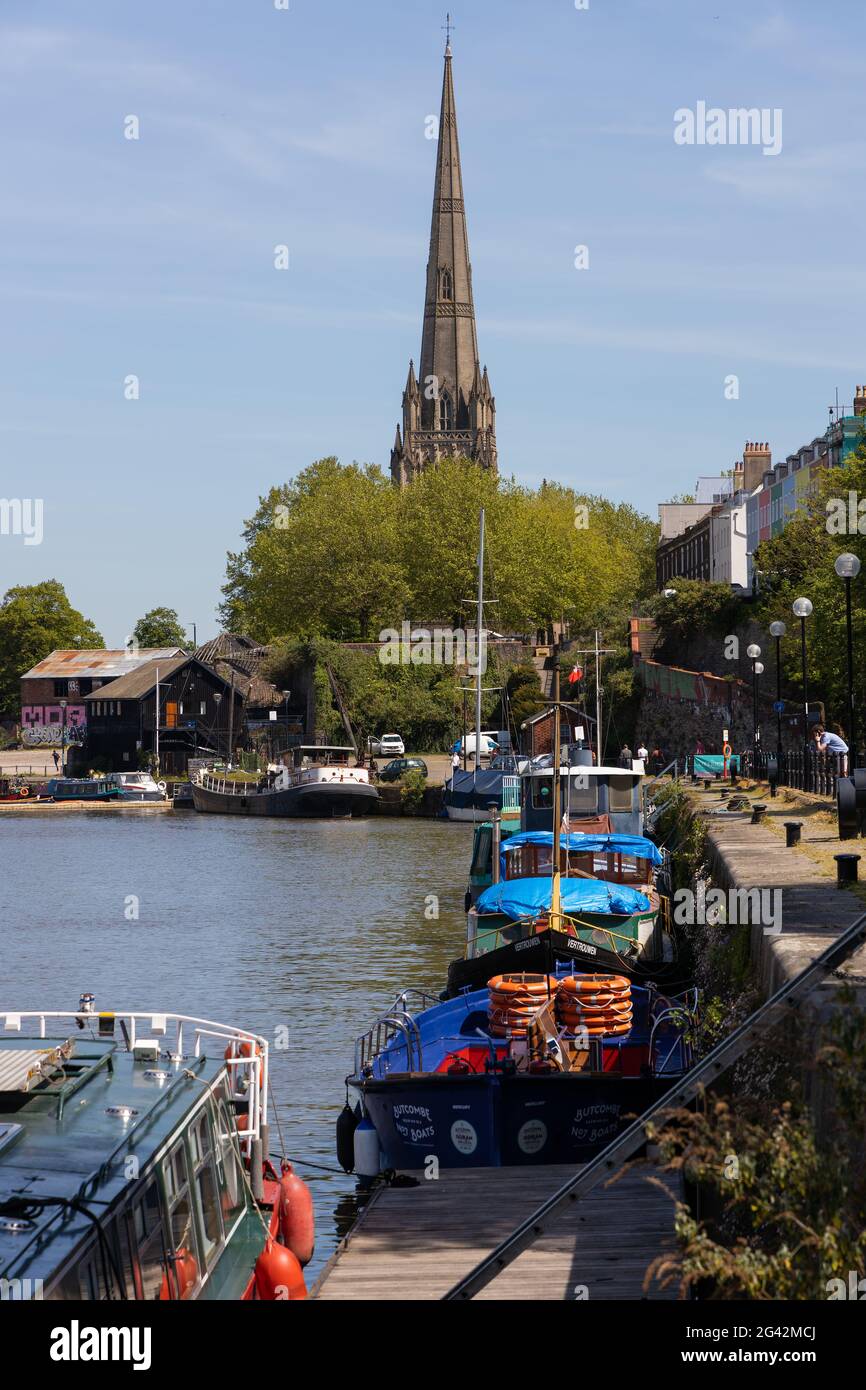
(470, 826), (492, 877)
(216, 1101), (246, 1227)
(531, 776), (553, 808)
(567, 777), (598, 813)
(164, 1141), (199, 1298)
(132, 1176), (168, 1300)
(609, 776), (636, 813)
(191, 1110), (224, 1263)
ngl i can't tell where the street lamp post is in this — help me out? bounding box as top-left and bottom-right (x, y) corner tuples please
(281, 690), (291, 759)
(792, 597), (813, 787)
(58, 698), (68, 775)
(213, 691), (223, 762)
(834, 553), (861, 770)
(746, 644), (762, 760)
(769, 620), (786, 769)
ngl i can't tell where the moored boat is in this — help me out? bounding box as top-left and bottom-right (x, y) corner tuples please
(342, 972), (693, 1171)
(45, 776), (123, 802)
(0, 1001), (313, 1300)
(448, 829), (672, 994)
(191, 745), (379, 818)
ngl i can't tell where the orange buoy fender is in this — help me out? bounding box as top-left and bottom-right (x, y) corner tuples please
(254, 1238), (307, 1300)
(278, 1163), (315, 1267)
(158, 1246), (198, 1300)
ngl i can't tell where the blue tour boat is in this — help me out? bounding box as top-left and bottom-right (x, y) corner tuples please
(343, 970), (694, 1172)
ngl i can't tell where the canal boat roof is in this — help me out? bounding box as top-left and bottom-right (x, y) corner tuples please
(0, 1016), (254, 1285)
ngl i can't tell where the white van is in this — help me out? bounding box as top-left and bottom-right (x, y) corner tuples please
(453, 731), (498, 760)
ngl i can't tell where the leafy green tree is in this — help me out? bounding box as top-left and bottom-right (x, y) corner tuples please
(221, 456), (659, 641)
(132, 607), (188, 649)
(0, 580), (103, 717)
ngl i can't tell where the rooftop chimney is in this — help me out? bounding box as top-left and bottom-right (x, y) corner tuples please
(854, 385), (866, 419)
(743, 441), (771, 493)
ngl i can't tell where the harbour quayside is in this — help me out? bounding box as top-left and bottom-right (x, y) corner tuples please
(0, 999), (314, 1300)
(191, 745), (379, 818)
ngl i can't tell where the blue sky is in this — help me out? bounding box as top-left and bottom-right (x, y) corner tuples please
(2, 0), (865, 644)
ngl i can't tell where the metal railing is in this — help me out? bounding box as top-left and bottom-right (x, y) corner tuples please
(740, 748), (843, 798)
(0, 1009), (268, 1154)
(354, 995), (433, 1076)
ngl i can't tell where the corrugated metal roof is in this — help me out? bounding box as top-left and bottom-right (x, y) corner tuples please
(82, 656), (191, 701)
(20, 649), (186, 680)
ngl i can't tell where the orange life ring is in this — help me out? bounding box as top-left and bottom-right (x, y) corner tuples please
(487, 973), (555, 996)
(723, 742), (733, 759)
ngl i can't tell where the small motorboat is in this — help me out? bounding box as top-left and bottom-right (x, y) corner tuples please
(0, 998), (313, 1300)
(342, 971), (694, 1172)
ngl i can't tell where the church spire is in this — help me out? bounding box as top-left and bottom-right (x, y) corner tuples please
(390, 30), (497, 485)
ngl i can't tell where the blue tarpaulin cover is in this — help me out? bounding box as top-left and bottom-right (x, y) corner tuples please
(500, 830), (663, 877)
(475, 875), (651, 921)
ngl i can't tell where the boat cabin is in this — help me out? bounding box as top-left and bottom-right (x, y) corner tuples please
(0, 1010), (267, 1301)
(290, 744), (356, 769)
(522, 765), (644, 836)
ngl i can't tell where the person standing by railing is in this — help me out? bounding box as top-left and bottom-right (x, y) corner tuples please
(812, 723), (848, 777)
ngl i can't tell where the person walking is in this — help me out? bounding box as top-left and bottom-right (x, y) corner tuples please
(52, 749), (60, 771)
(636, 742), (648, 763)
(618, 744), (633, 769)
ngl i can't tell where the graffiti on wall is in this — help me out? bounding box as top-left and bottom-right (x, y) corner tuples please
(22, 722), (86, 747)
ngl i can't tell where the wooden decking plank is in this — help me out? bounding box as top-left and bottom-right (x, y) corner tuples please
(314, 1162), (682, 1300)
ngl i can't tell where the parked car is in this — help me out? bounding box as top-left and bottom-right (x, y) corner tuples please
(376, 733), (405, 757)
(452, 732), (498, 760)
(378, 758), (428, 783)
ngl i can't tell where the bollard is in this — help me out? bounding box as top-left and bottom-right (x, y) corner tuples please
(751, 803), (767, 824)
(834, 853), (861, 887)
(720, 789), (730, 801)
(784, 821), (802, 848)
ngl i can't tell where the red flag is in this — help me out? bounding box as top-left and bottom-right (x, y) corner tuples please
(567, 665), (582, 685)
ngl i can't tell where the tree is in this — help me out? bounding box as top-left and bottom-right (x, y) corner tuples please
(132, 607), (188, 649)
(221, 456), (660, 642)
(0, 580), (104, 718)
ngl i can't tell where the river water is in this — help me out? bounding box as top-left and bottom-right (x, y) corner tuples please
(1, 808), (473, 1284)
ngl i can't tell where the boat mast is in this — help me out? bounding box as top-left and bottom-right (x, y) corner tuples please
(154, 666), (159, 773)
(550, 649), (562, 935)
(594, 629), (602, 764)
(474, 507), (485, 774)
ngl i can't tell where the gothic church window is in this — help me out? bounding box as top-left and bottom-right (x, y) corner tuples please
(439, 392), (453, 430)
(441, 268), (453, 300)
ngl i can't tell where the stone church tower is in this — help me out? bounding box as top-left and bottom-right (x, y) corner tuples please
(390, 36), (497, 486)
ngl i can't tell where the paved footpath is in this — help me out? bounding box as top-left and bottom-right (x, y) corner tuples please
(688, 784), (866, 994)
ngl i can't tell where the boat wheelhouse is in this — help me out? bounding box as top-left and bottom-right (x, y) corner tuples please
(191, 745), (379, 818)
(0, 1006), (311, 1301)
(522, 760), (645, 837)
(344, 972), (693, 1171)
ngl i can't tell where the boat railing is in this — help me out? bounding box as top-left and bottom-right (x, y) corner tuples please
(0, 1009), (268, 1151)
(197, 772), (260, 796)
(354, 1010), (423, 1075)
(501, 775), (521, 812)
